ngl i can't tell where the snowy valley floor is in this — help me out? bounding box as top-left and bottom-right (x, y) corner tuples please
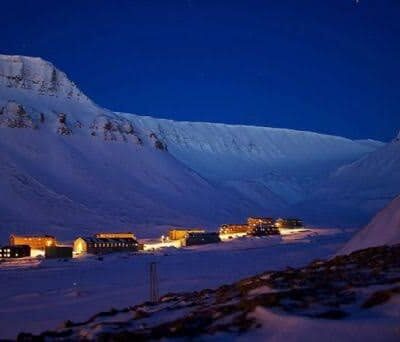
(0, 228), (366, 339)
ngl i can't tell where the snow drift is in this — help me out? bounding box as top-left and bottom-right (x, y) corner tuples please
(339, 195), (400, 255)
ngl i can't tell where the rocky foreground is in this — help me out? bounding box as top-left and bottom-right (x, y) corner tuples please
(18, 244), (400, 341)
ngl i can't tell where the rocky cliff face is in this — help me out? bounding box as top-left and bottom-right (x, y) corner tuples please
(0, 55), (168, 148)
(0, 55), (88, 102)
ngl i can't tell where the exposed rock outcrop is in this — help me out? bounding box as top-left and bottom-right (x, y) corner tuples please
(0, 55), (89, 102)
(56, 113), (72, 136)
(149, 132), (168, 151)
(0, 101), (34, 128)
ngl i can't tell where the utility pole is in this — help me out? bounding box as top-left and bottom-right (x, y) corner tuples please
(149, 261), (159, 303)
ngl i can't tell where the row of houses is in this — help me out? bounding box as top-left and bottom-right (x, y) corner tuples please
(1, 235), (73, 260)
(219, 217), (303, 239)
(1, 217), (303, 259)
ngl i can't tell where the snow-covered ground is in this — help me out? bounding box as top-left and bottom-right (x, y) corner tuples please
(240, 300), (400, 342)
(0, 228), (351, 339)
(339, 195), (400, 255)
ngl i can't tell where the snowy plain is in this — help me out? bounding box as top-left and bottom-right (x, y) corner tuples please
(0, 228), (350, 339)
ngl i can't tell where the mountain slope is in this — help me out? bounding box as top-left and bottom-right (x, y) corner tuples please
(0, 54), (390, 238)
(120, 113), (382, 209)
(339, 195), (400, 255)
(298, 138), (400, 227)
(0, 55), (275, 240)
(122, 113), (377, 182)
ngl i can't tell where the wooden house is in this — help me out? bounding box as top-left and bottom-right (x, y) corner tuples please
(9, 235), (56, 250)
(73, 236), (138, 255)
(0, 245), (31, 259)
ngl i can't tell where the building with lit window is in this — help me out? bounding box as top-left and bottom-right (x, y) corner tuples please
(219, 224), (250, 235)
(274, 218), (303, 229)
(183, 232), (221, 246)
(247, 217), (275, 227)
(94, 232), (136, 239)
(218, 224), (250, 240)
(73, 236), (139, 255)
(248, 225), (280, 236)
(247, 217), (280, 236)
(9, 235), (56, 250)
(168, 229), (205, 241)
(0, 245), (31, 259)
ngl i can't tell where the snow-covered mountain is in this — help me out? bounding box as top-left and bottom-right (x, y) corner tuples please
(339, 195), (400, 255)
(122, 113), (384, 204)
(122, 113), (380, 182)
(0, 55), (89, 103)
(296, 137), (400, 227)
(0, 55), (270, 240)
(0, 54), (394, 239)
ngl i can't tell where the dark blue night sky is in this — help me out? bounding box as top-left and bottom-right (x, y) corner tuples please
(2, 0), (399, 141)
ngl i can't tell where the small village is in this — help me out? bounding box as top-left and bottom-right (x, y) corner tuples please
(0, 217), (303, 260)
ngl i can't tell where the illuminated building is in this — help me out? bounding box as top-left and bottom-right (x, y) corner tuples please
(9, 235), (56, 250)
(168, 229), (205, 241)
(94, 232), (136, 239)
(275, 218), (303, 229)
(73, 236), (138, 255)
(183, 232), (221, 246)
(0, 245), (31, 258)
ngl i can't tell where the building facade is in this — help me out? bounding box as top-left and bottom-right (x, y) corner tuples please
(183, 232), (221, 246)
(248, 225), (280, 236)
(9, 235), (56, 250)
(247, 217), (280, 236)
(247, 217), (275, 227)
(94, 232), (136, 239)
(0, 245), (31, 258)
(219, 224), (250, 235)
(168, 229), (205, 241)
(275, 218), (303, 229)
(73, 236), (139, 255)
(45, 246), (73, 259)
